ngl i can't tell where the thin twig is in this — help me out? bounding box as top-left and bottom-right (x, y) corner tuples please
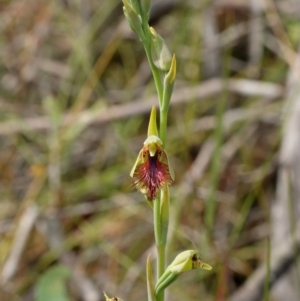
(1, 205), (39, 285)
(0, 79), (284, 136)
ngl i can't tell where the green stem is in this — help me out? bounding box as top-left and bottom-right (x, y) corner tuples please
(156, 244), (165, 301)
(153, 194), (166, 277)
(153, 197), (161, 249)
(153, 189), (165, 301)
(144, 45), (164, 107)
(157, 244), (165, 279)
(159, 108), (168, 146)
(153, 195), (166, 301)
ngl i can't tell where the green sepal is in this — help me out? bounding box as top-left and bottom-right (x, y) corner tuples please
(165, 54), (176, 84)
(150, 27), (172, 72)
(146, 255), (157, 301)
(165, 150), (174, 181)
(147, 106), (159, 137)
(169, 250), (197, 274)
(130, 148), (144, 178)
(156, 147), (174, 181)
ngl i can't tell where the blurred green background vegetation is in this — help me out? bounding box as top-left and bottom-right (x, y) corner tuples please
(1, 0), (300, 300)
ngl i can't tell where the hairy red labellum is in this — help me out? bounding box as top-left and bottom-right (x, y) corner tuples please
(132, 148), (173, 201)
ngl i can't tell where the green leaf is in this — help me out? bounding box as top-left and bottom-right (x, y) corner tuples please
(35, 265), (71, 301)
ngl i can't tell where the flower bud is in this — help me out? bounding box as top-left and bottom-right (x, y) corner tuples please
(150, 27), (172, 71)
(169, 250), (212, 274)
(155, 250), (212, 295)
(122, 0), (144, 39)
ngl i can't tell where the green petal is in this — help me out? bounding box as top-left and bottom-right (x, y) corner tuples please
(130, 149), (145, 177)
